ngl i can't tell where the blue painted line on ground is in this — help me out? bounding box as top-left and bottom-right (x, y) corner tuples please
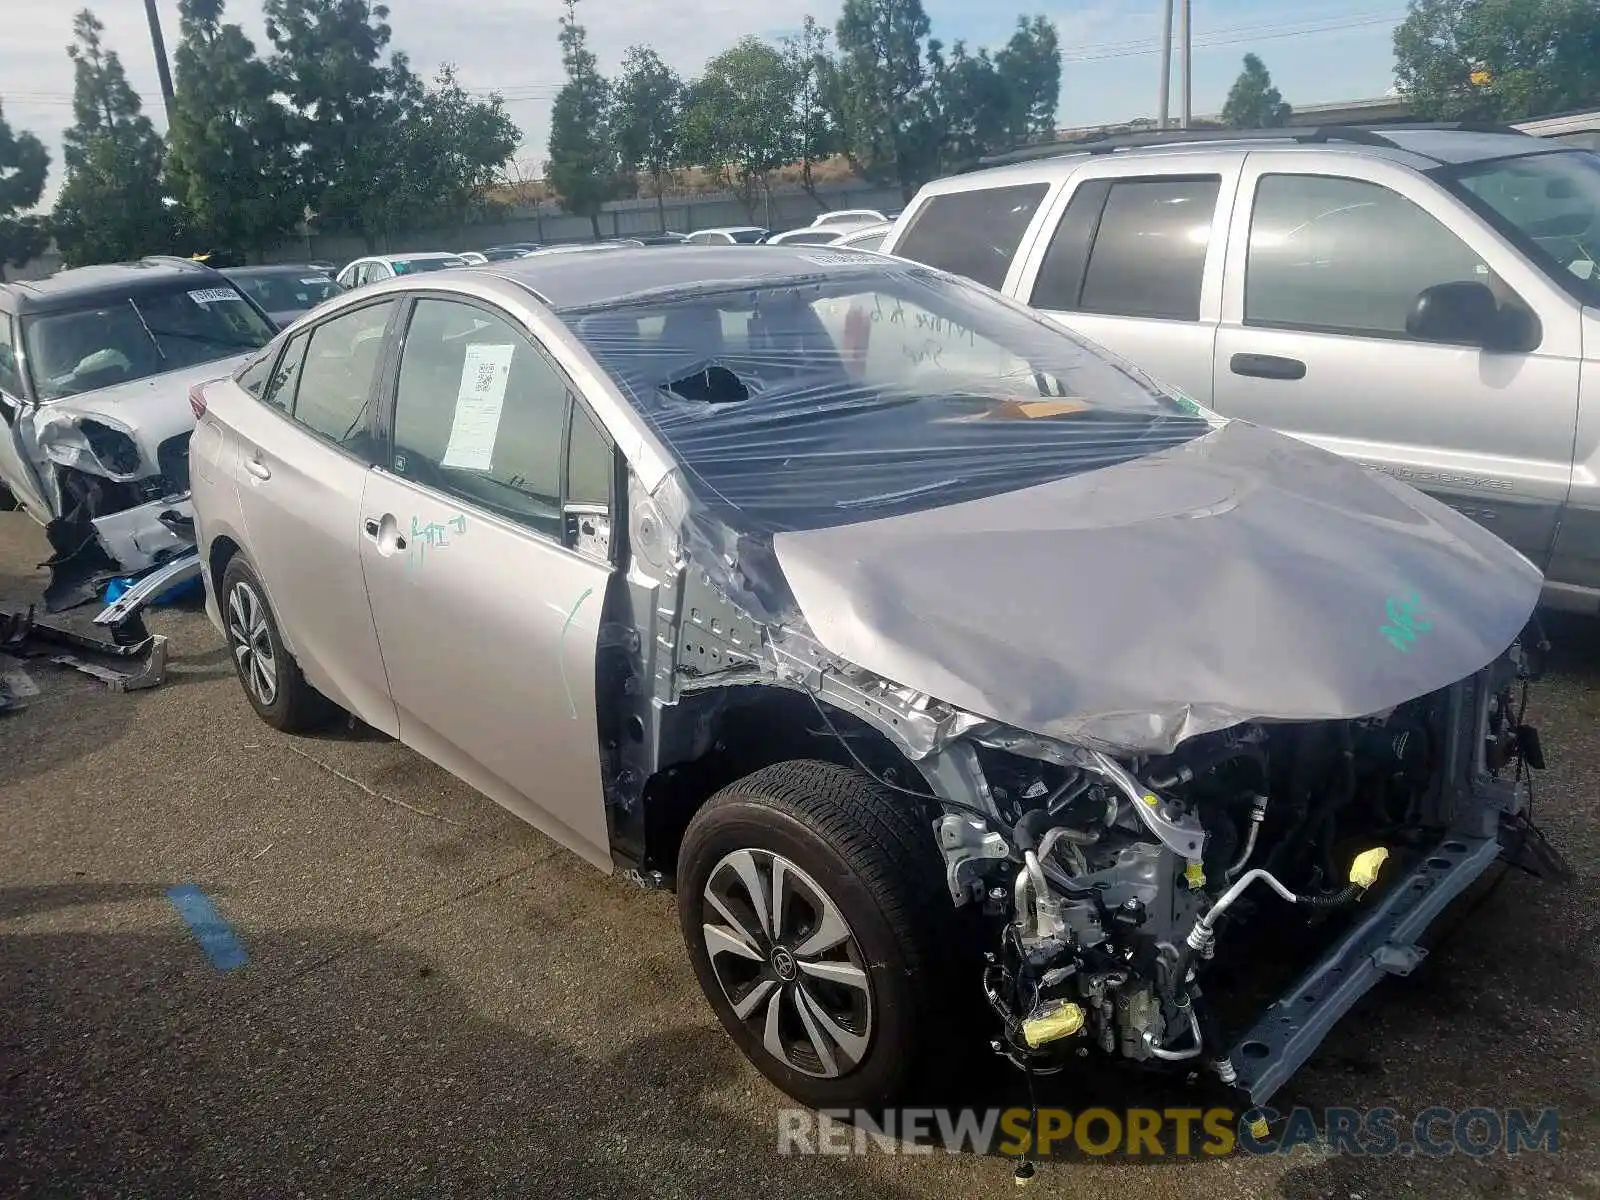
(165, 884), (249, 972)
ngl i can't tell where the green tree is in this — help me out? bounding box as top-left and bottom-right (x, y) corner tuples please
(1395, 0), (1600, 121)
(166, 0), (302, 260)
(1220, 53), (1291, 128)
(52, 9), (172, 266)
(833, 0), (943, 199)
(780, 16), (838, 202)
(614, 46), (682, 231)
(994, 15), (1061, 142)
(934, 42), (1012, 168)
(406, 66), (521, 228)
(0, 101), (50, 268)
(263, 0), (419, 251)
(681, 38), (796, 220)
(547, 0), (619, 240)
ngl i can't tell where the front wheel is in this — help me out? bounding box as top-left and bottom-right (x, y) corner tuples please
(676, 760), (959, 1109)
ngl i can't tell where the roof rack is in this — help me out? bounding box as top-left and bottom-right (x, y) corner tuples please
(138, 254), (219, 272)
(970, 120), (1532, 171)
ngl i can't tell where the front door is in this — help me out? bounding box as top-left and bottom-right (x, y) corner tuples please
(359, 295), (618, 869)
(1210, 155), (1580, 569)
(231, 298), (400, 732)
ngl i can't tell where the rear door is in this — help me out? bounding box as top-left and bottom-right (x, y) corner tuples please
(358, 295), (618, 869)
(229, 297), (401, 731)
(0, 311), (52, 520)
(1210, 152), (1580, 567)
(1010, 156), (1242, 405)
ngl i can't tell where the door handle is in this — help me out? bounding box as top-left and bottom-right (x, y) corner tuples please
(364, 515), (407, 552)
(1230, 353), (1307, 381)
(244, 455), (272, 480)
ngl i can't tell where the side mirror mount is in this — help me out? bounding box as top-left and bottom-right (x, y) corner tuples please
(1406, 280), (1538, 352)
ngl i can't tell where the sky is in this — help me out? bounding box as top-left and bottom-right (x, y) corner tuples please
(0, 0), (1407, 210)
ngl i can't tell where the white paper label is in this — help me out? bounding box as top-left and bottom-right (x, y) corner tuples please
(188, 287), (239, 305)
(440, 343), (515, 470)
(299, 277), (327, 285)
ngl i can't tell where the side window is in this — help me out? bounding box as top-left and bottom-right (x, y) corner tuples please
(0, 315), (20, 397)
(390, 299), (569, 539)
(235, 346), (279, 398)
(892, 184), (1050, 290)
(262, 333), (308, 411)
(1245, 174), (1495, 337)
(289, 301), (395, 450)
(566, 402), (613, 511)
(1074, 176), (1220, 321)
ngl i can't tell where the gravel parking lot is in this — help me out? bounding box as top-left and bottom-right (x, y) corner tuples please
(1, 510), (1596, 1199)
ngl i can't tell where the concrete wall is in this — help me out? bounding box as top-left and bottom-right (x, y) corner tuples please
(3, 179), (905, 279)
(262, 181), (907, 266)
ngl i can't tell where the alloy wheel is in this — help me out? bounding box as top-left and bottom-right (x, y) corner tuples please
(227, 581), (278, 707)
(700, 848), (873, 1079)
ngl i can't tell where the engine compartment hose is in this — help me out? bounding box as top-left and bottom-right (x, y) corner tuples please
(1225, 794), (1270, 881)
(1145, 741), (1268, 792)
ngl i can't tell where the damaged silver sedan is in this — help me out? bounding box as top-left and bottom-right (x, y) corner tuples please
(0, 257), (277, 612)
(189, 246), (1559, 1114)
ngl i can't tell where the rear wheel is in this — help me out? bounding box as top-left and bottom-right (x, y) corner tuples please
(220, 555), (334, 732)
(677, 759), (959, 1109)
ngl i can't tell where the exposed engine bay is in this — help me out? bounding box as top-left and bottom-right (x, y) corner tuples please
(950, 646), (1550, 1099)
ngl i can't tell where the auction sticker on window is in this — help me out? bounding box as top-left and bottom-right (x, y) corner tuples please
(441, 343), (515, 470)
(187, 288), (240, 305)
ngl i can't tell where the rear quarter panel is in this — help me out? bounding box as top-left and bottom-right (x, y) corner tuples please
(189, 377), (246, 635)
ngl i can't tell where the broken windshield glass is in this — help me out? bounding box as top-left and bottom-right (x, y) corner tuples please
(560, 266), (1215, 535)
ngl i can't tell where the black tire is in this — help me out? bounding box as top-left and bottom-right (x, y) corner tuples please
(677, 759), (960, 1109)
(219, 555), (335, 732)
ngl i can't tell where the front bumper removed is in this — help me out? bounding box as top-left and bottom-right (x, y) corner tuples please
(1225, 651), (1565, 1107)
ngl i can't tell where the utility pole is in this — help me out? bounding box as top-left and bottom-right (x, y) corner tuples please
(1157, 0), (1173, 129)
(1178, 0), (1193, 129)
(143, 0), (175, 125)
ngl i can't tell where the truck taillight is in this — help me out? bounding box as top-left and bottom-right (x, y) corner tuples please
(189, 384), (208, 419)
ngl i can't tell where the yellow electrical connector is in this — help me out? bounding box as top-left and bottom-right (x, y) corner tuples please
(1021, 1000), (1086, 1048)
(1185, 861), (1207, 890)
(1248, 1115), (1271, 1140)
(1348, 847), (1390, 890)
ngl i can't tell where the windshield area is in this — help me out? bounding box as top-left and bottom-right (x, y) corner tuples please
(21, 284), (277, 401)
(562, 264), (1212, 533)
(229, 272), (340, 314)
(393, 257), (468, 275)
(1446, 150), (1600, 302)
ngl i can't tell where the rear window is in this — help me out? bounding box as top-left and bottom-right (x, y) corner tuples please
(893, 184), (1050, 289)
(393, 257), (468, 275)
(230, 272), (340, 314)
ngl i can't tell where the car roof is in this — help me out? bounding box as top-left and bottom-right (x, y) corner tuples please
(481, 244), (899, 311)
(694, 226), (767, 234)
(0, 257), (225, 315)
(224, 263), (332, 277)
(943, 124), (1562, 192)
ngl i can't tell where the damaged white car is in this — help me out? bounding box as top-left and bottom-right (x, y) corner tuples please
(0, 257), (278, 613)
(190, 247), (1561, 1120)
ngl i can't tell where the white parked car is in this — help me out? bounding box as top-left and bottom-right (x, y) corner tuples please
(335, 253), (471, 291)
(809, 209), (888, 230)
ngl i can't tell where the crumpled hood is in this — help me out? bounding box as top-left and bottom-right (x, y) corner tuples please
(771, 420), (1542, 755)
(39, 353), (253, 479)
